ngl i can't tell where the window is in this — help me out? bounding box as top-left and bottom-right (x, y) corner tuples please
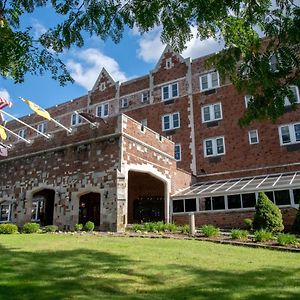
(18, 128), (27, 139)
(96, 103), (109, 118)
(201, 103), (222, 123)
(172, 199), (196, 213)
(228, 194), (242, 209)
(212, 196), (225, 210)
(121, 98), (128, 108)
(173, 200), (184, 213)
(284, 86), (300, 106)
(241, 193), (256, 208)
(174, 144), (181, 161)
(274, 190), (290, 206)
(249, 130), (259, 144)
(200, 71), (219, 91)
(0, 203), (11, 222)
(165, 58), (172, 69)
(140, 119), (147, 127)
(141, 91), (150, 103)
(37, 122), (47, 134)
(204, 136), (225, 157)
(161, 82), (179, 101)
(245, 95), (253, 108)
(31, 198), (44, 222)
(279, 122), (300, 145)
(185, 199), (196, 212)
(293, 189), (300, 205)
(99, 82), (106, 91)
(162, 112), (180, 131)
(71, 113), (82, 126)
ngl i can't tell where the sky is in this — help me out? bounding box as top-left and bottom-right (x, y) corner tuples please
(0, 5), (224, 119)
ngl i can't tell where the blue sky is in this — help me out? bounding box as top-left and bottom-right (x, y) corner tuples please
(0, 5), (224, 119)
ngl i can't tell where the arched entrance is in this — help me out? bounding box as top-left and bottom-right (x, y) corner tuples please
(128, 171), (165, 223)
(32, 189), (55, 226)
(79, 193), (101, 227)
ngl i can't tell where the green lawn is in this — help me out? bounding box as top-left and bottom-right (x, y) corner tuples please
(0, 234), (299, 300)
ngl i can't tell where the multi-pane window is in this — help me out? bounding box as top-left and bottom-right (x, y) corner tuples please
(96, 103), (109, 117)
(18, 128), (27, 139)
(204, 137), (225, 157)
(121, 98), (128, 108)
(173, 198), (196, 213)
(71, 113), (82, 126)
(284, 86), (300, 106)
(0, 203), (11, 222)
(161, 82), (179, 101)
(200, 72), (219, 91)
(141, 91), (150, 103)
(31, 198), (44, 222)
(201, 103), (222, 123)
(162, 112), (180, 131)
(37, 122), (47, 134)
(265, 190), (291, 206)
(279, 122), (300, 145)
(174, 144), (181, 161)
(248, 130), (259, 144)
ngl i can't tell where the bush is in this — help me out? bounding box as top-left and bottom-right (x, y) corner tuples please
(253, 192), (284, 232)
(201, 224), (220, 237)
(43, 225), (58, 233)
(254, 229), (273, 242)
(143, 222), (156, 232)
(244, 218), (253, 231)
(22, 222), (40, 234)
(178, 224), (190, 234)
(231, 229), (248, 240)
(164, 222), (178, 232)
(74, 223), (83, 231)
(277, 234), (298, 246)
(84, 221), (94, 232)
(0, 223), (18, 234)
(292, 209), (300, 234)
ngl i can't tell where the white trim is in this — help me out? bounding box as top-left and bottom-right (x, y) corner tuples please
(161, 82), (179, 101)
(161, 112), (181, 131)
(70, 113), (83, 127)
(203, 136), (225, 157)
(199, 71), (220, 92)
(278, 122), (300, 145)
(120, 98), (129, 109)
(201, 102), (223, 123)
(174, 143), (181, 161)
(244, 95), (252, 108)
(248, 129), (259, 144)
(96, 102), (109, 118)
(0, 203), (11, 223)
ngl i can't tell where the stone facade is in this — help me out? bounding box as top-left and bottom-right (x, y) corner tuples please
(0, 45), (299, 230)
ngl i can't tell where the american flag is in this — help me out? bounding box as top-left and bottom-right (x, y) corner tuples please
(0, 97), (13, 110)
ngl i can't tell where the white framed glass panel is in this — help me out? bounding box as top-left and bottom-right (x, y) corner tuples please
(249, 130), (259, 144)
(174, 144), (181, 161)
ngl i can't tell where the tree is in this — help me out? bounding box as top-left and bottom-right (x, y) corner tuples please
(253, 192), (284, 232)
(0, 1), (300, 124)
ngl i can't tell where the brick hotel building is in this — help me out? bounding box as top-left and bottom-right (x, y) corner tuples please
(0, 46), (299, 231)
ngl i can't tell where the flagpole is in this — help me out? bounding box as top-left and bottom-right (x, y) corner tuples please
(51, 118), (72, 133)
(2, 126), (31, 144)
(75, 111), (97, 127)
(1, 110), (51, 139)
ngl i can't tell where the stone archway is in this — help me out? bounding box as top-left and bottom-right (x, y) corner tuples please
(32, 189), (55, 226)
(127, 171), (165, 224)
(79, 192), (101, 227)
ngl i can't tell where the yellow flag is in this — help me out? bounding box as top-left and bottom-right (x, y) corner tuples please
(22, 98), (51, 120)
(0, 125), (7, 140)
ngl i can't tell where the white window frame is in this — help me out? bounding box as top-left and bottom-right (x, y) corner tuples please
(248, 129), (259, 144)
(70, 113), (82, 127)
(278, 122), (300, 145)
(174, 144), (181, 161)
(161, 82), (179, 101)
(284, 85), (300, 106)
(203, 136), (225, 157)
(0, 203), (11, 223)
(161, 112), (180, 131)
(37, 122), (47, 134)
(201, 103), (222, 123)
(141, 91), (150, 103)
(121, 98), (129, 108)
(18, 128), (27, 139)
(96, 102), (109, 118)
(245, 95), (253, 108)
(199, 71), (220, 92)
(99, 82), (106, 91)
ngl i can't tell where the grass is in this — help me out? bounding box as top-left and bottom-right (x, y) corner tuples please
(0, 234), (299, 300)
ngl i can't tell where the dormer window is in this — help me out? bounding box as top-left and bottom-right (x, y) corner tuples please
(99, 82), (106, 91)
(200, 72), (220, 91)
(165, 58), (172, 69)
(121, 98), (128, 108)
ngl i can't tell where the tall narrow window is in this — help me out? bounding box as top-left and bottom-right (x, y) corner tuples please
(248, 130), (259, 144)
(174, 144), (181, 161)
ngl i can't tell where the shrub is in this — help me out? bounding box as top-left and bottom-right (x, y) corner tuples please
(84, 221), (94, 232)
(243, 218), (253, 231)
(292, 209), (300, 234)
(178, 224), (190, 234)
(253, 192), (284, 232)
(156, 221), (165, 232)
(0, 223), (18, 234)
(22, 222), (40, 234)
(43, 225), (58, 233)
(254, 229), (273, 242)
(143, 222), (156, 232)
(231, 229), (248, 240)
(201, 224), (220, 237)
(74, 223), (83, 231)
(164, 222), (178, 232)
(132, 224), (143, 232)
(277, 234), (298, 246)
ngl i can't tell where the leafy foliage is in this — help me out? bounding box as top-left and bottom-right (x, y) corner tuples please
(22, 222), (40, 233)
(253, 192), (284, 232)
(43, 225), (58, 233)
(292, 209), (300, 234)
(0, 223), (18, 234)
(243, 218), (253, 231)
(84, 221), (94, 232)
(231, 229), (248, 240)
(254, 229), (273, 242)
(277, 233), (298, 246)
(200, 224), (220, 237)
(74, 223), (83, 231)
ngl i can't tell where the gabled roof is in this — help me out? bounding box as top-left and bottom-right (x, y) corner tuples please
(91, 67), (117, 92)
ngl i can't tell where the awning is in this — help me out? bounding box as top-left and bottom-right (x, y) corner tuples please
(173, 172), (300, 199)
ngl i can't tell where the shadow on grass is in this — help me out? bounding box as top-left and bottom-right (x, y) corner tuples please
(0, 243), (299, 300)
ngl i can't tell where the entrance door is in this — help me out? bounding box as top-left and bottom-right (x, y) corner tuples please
(79, 193), (101, 226)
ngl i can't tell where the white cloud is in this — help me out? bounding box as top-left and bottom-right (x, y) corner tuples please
(31, 18), (47, 39)
(136, 26), (224, 63)
(0, 89), (11, 101)
(66, 48), (128, 90)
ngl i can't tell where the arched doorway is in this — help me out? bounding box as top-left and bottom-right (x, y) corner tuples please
(127, 171), (165, 223)
(79, 193), (101, 227)
(32, 189), (55, 226)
